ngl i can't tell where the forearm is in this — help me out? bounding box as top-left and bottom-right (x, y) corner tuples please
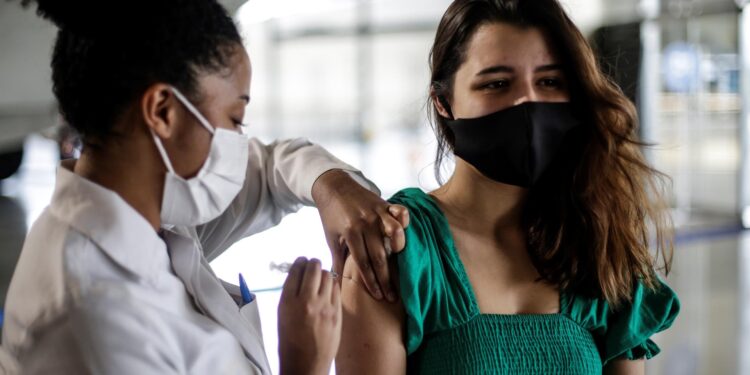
(312, 169), (372, 208)
(269, 138), (377, 206)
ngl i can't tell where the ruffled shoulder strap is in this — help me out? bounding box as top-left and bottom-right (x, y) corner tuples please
(389, 188), (479, 355)
(561, 278), (680, 365)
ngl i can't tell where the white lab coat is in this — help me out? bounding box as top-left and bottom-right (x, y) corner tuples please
(0, 138), (378, 374)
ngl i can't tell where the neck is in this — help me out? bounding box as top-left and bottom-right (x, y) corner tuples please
(73, 130), (165, 231)
(431, 159), (527, 235)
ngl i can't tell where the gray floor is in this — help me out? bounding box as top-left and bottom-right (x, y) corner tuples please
(647, 227), (748, 374)
(0, 136), (747, 375)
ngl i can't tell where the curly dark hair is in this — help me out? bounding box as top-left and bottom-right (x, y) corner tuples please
(21, 0), (243, 146)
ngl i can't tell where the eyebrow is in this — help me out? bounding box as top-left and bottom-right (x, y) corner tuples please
(476, 63), (564, 76)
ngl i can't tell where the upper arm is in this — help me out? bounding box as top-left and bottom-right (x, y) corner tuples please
(603, 359), (645, 375)
(337, 256), (407, 375)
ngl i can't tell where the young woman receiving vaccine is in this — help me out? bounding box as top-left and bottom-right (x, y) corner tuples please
(1, 0), (409, 373)
(337, 1), (679, 374)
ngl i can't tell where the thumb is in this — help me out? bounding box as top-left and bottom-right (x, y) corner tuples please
(388, 205), (410, 229)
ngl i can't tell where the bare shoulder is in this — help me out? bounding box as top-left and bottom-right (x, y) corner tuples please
(340, 256), (404, 328)
(337, 256), (407, 375)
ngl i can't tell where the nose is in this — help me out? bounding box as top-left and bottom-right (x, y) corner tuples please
(512, 79), (539, 106)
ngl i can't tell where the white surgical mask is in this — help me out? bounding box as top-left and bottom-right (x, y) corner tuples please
(150, 87), (249, 226)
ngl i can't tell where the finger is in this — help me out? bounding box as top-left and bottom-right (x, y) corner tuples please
(344, 231), (383, 300)
(378, 209), (405, 255)
(300, 258), (323, 298)
(388, 205), (410, 228)
(329, 238), (345, 287)
(363, 229), (396, 302)
(319, 270), (334, 298)
(389, 228), (406, 255)
(282, 257), (308, 298)
(378, 209), (403, 248)
(387, 205), (409, 253)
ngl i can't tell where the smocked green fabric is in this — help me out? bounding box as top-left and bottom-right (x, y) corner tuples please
(389, 188), (680, 374)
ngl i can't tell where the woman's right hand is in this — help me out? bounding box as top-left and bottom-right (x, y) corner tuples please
(278, 257), (342, 375)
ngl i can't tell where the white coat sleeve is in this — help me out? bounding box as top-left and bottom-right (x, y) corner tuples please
(195, 137), (379, 261)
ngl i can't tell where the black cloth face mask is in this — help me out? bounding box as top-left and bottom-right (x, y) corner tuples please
(445, 102), (582, 187)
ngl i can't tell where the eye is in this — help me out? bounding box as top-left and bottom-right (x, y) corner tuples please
(538, 77), (564, 89)
(482, 79), (510, 90)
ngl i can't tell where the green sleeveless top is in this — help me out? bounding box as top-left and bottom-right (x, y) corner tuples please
(389, 188), (680, 374)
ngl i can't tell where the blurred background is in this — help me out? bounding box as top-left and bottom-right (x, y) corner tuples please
(1, 0), (749, 373)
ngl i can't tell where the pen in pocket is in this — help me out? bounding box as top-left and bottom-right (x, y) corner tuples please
(238, 273), (255, 305)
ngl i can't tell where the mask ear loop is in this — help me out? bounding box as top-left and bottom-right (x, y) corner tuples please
(150, 130), (177, 175)
(149, 86), (213, 176)
(170, 87), (216, 135)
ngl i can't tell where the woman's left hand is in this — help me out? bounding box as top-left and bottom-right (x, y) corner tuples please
(312, 169), (409, 303)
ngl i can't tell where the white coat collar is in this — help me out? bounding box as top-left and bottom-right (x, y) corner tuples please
(49, 160), (168, 281)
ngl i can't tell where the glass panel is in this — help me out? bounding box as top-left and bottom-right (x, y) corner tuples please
(653, 12), (740, 221)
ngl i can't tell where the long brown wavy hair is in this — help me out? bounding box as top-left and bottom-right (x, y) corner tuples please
(428, 0), (673, 307)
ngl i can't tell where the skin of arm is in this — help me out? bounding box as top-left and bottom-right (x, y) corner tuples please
(604, 359), (645, 375)
(336, 256), (407, 375)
